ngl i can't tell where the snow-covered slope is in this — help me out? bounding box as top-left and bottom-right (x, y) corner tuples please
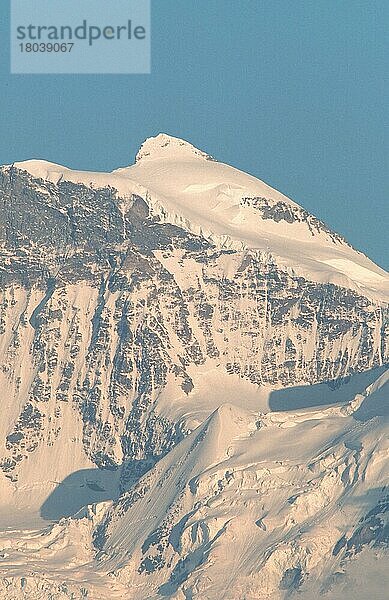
(13, 133), (389, 300)
(0, 368), (387, 599)
(94, 368), (389, 600)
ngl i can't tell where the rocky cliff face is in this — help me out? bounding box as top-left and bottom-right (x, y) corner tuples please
(0, 167), (387, 496)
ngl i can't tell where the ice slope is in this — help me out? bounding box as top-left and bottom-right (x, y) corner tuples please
(0, 368), (387, 599)
(12, 133), (389, 300)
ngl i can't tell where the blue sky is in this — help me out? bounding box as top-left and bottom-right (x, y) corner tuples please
(0, 1), (387, 268)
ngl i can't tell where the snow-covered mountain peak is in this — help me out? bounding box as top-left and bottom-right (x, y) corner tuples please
(5, 138), (389, 300)
(0, 143), (388, 598)
(135, 133), (215, 163)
